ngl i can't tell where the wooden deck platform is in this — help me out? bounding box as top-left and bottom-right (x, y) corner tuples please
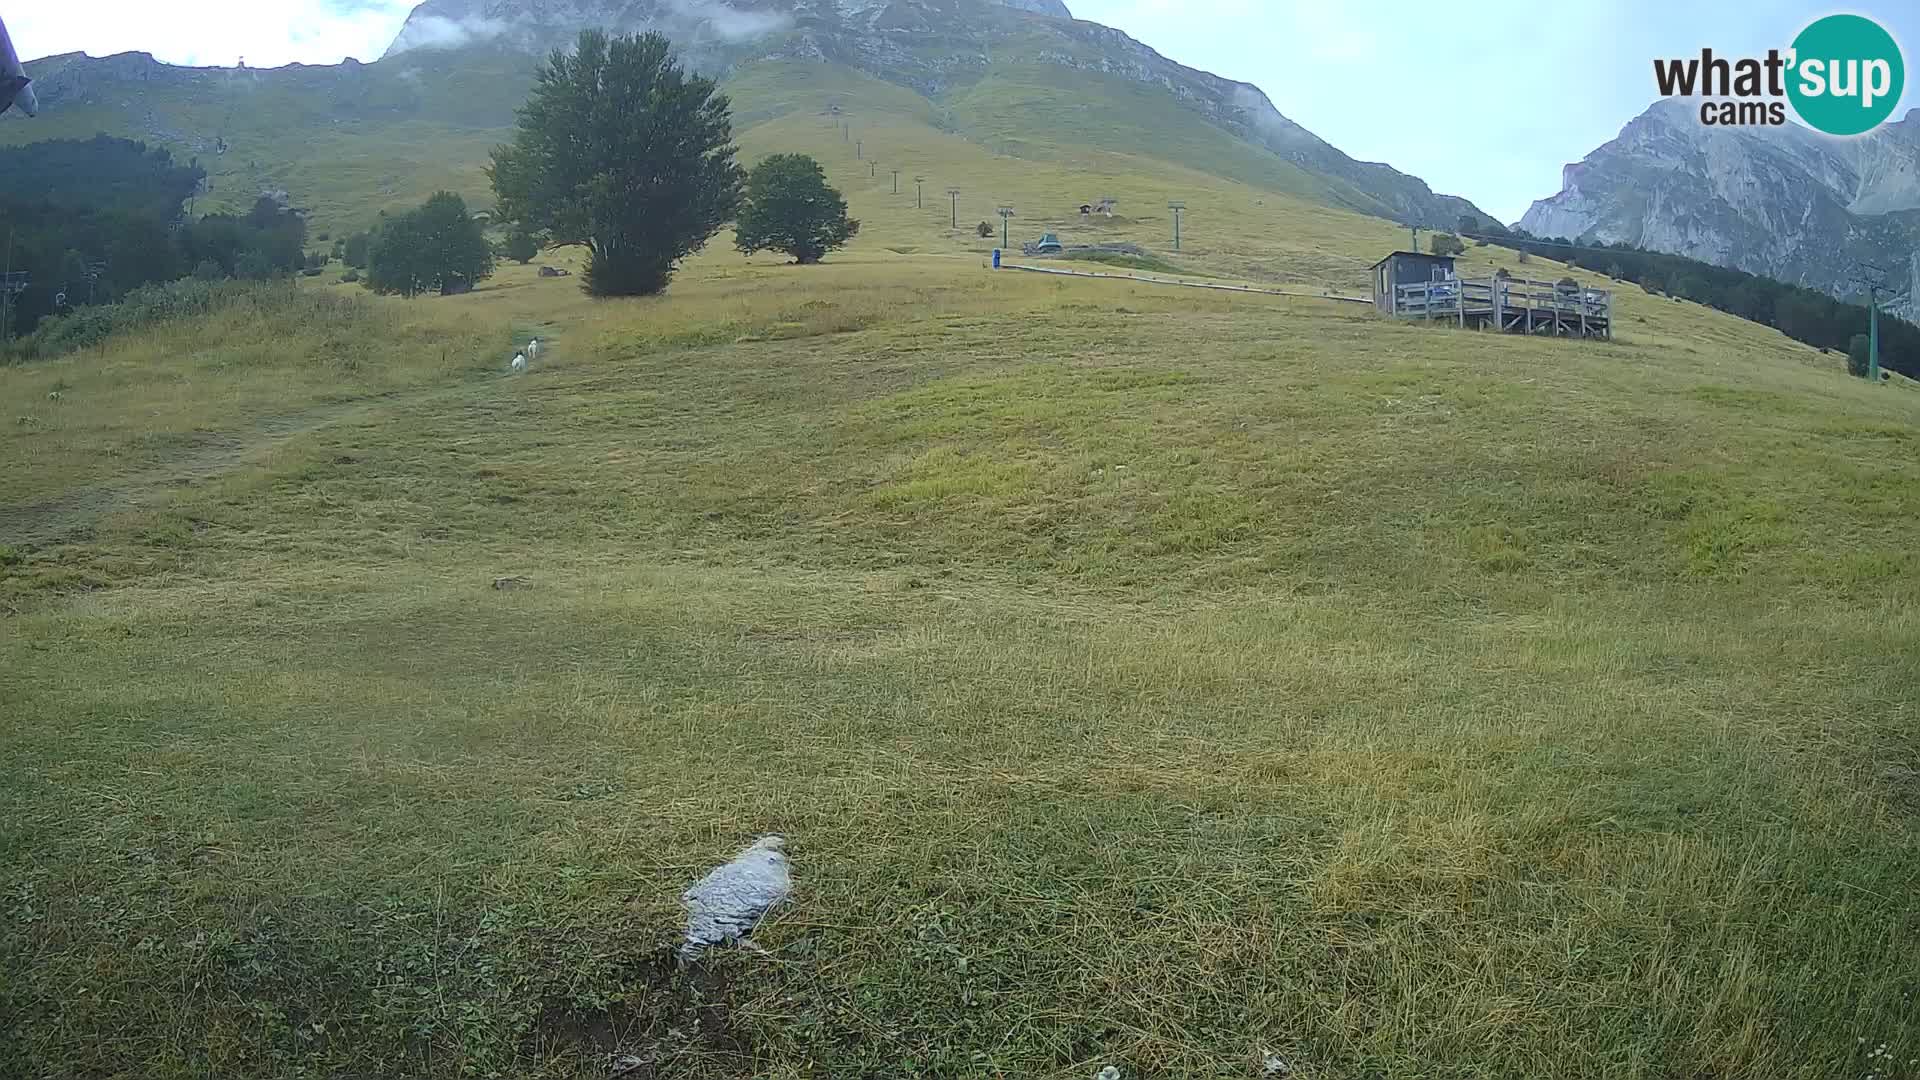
(1391, 277), (1612, 340)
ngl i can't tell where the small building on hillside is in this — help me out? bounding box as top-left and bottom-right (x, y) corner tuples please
(1370, 249), (1613, 339)
(1370, 251), (1457, 315)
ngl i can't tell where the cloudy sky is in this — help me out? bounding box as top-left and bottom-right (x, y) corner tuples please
(11, 1), (1920, 222)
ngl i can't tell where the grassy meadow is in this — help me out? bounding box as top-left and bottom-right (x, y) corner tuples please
(5, 75), (1920, 1080)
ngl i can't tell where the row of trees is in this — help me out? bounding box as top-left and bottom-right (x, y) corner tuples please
(1450, 215), (1918, 379)
(0, 137), (309, 335)
(487, 30), (857, 298)
(337, 31), (858, 303)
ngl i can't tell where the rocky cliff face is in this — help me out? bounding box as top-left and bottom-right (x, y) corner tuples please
(381, 0), (1483, 226)
(1520, 98), (1920, 316)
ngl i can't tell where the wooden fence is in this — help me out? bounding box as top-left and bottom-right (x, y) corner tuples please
(1392, 276), (1612, 339)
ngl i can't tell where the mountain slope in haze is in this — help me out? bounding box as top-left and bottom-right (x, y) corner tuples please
(2, 0), (1488, 234)
(1521, 98), (1920, 318)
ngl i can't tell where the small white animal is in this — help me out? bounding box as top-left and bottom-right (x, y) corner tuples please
(526, 338), (540, 361)
(509, 352), (527, 374)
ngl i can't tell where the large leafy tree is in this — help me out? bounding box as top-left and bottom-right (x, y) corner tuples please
(488, 30), (744, 297)
(734, 154), (860, 265)
(367, 191), (495, 298)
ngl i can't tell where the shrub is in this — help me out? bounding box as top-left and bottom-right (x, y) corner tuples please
(340, 268), (361, 284)
(976, 222), (994, 238)
(504, 228), (539, 265)
(192, 259), (224, 281)
(4, 278), (271, 361)
(1847, 333), (1871, 377)
(1429, 233), (1466, 257)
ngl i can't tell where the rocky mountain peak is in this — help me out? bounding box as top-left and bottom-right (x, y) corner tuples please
(1520, 101), (1920, 315)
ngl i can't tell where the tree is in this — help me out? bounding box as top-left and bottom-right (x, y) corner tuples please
(366, 212), (426, 297)
(505, 227), (540, 265)
(234, 251), (274, 281)
(489, 30), (744, 296)
(366, 192), (495, 298)
(192, 259), (223, 281)
(734, 154), (859, 265)
(1430, 233), (1465, 257)
(343, 232), (370, 269)
(57, 249), (87, 292)
(1848, 333), (1872, 377)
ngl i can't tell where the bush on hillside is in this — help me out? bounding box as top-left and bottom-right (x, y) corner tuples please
(4, 278), (267, 362)
(1429, 233), (1466, 258)
(505, 228), (539, 265)
(976, 222), (994, 238)
(1848, 333), (1872, 377)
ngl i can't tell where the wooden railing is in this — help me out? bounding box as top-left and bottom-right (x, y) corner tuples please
(1393, 276), (1611, 331)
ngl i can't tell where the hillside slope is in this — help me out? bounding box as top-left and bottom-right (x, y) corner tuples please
(3, 171), (1916, 1078)
(0, 0), (1488, 235)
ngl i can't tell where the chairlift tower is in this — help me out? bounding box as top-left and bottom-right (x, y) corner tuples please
(947, 188), (961, 229)
(1167, 201), (1186, 252)
(0, 270), (27, 342)
(891, 169), (900, 195)
(997, 206), (1015, 250)
(1853, 265), (1909, 383)
(914, 176), (925, 210)
(85, 260), (107, 305)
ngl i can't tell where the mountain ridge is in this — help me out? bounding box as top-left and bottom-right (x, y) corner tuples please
(3, 0), (1491, 234)
(1520, 98), (1920, 316)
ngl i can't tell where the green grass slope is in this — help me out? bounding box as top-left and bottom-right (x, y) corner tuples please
(2, 48), (1428, 242)
(2, 176), (1916, 1079)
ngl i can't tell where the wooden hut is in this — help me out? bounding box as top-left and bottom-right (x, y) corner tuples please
(1370, 251), (1458, 315)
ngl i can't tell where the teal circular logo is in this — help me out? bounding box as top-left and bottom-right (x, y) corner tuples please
(1788, 15), (1904, 136)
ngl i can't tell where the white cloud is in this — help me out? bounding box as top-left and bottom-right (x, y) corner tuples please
(386, 14), (511, 54)
(10, 0), (414, 67)
(666, 0), (793, 42)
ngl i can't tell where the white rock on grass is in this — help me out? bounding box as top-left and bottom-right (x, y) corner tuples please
(680, 835), (791, 961)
